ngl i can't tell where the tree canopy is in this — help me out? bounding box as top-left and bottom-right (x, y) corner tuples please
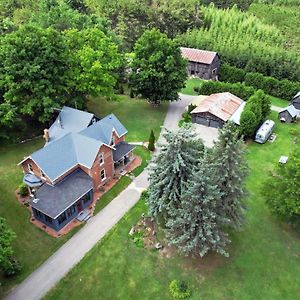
(129, 29), (187, 104)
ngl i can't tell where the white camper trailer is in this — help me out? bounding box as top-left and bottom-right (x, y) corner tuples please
(255, 120), (275, 144)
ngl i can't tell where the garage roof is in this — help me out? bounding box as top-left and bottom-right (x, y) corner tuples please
(191, 92), (244, 122)
(180, 47), (218, 65)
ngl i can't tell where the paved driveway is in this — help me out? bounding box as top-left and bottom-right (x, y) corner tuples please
(190, 123), (218, 148)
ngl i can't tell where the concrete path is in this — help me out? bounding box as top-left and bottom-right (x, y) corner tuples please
(6, 97), (190, 300)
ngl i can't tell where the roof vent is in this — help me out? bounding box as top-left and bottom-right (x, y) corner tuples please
(33, 198), (39, 204)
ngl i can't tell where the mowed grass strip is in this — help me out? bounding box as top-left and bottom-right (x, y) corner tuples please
(45, 112), (300, 300)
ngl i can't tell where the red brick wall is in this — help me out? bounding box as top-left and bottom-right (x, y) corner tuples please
(84, 144), (114, 190)
(21, 158), (52, 184)
(113, 132), (125, 145)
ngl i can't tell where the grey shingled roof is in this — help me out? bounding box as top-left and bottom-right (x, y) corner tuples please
(31, 168), (93, 219)
(113, 142), (135, 162)
(48, 106), (95, 143)
(279, 105), (299, 118)
(25, 109), (128, 182)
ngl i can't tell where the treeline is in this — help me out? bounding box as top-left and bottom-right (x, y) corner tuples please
(219, 64), (300, 100)
(180, 5), (300, 81)
(0, 0), (124, 141)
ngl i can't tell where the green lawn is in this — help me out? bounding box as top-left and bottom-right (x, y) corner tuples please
(94, 176), (132, 215)
(132, 146), (151, 177)
(46, 111), (300, 300)
(0, 139), (81, 297)
(270, 96), (289, 108)
(87, 95), (168, 142)
(180, 78), (202, 95)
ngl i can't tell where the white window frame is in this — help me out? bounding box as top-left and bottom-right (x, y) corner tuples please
(100, 169), (106, 181)
(99, 153), (104, 166)
(28, 163), (33, 174)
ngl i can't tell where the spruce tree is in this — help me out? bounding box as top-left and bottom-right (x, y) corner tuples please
(147, 126), (204, 224)
(165, 153), (230, 257)
(212, 122), (248, 229)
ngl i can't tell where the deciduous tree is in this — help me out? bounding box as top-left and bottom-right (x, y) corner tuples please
(129, 29), (187, 105)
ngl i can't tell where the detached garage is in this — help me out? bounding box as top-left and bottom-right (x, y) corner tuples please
(191, 92), (245, 128)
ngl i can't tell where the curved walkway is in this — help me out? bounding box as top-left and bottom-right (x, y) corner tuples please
(6, 96), (190, 300)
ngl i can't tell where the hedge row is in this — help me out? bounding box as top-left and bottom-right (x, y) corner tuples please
(219, 63), (300, 100)
(195, 81), (256, 100)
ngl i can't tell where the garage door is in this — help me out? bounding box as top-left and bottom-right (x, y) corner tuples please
(194, 116), (209, 126)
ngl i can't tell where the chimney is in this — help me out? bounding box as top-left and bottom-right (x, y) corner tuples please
(43, 129), (50, 142)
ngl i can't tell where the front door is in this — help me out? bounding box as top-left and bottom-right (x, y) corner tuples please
(76, 200), (83, 213)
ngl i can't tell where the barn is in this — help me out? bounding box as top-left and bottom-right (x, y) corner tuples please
(291, 92), (300, 109)
(278, 105), (298, 123)
(180, 47), (220, 80)
(191, 92), (245, 128)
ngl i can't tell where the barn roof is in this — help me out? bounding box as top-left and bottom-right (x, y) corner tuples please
(191, 92), (244, 123)
(180, 47), (218, 65)
(279, 105), (299, 118)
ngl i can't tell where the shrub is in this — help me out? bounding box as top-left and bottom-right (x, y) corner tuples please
(3, 257), (22, 277)
(289, 128), (298, 136)
(198, 81), (255, 100)
(130, 230), (144, 248)
(239, 109), (258, 137)
(148, 130), (155, 151)
(169, 280), (191, 299)
(18, 183), (29, 197)
(219, 63), (246, 83)
(219, 65), (300, 101)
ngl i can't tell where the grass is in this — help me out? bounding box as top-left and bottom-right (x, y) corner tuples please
(0, 139), (82, 298)
(94, 176), (132, 215)
(45, 112), (300, 300)
(249, 3), (300, 54)
(132, 146), (151, 177)
(180, 78), (202, 95)
(87, 94), (168, 142)
(270, 96), (289, 108)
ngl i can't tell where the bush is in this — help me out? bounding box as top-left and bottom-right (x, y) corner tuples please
(130, 230), (144, 248)
(289, 128), (298, 136)
(18, 183), (29, 197)
(198, 81), (255, 100)
(219, 64), (300, 101)
(3, 257), (22, 277)
(169, 280), (191, 299)
(219, 63), (246, 83)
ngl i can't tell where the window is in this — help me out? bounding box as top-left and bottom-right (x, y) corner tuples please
(45, 215), (53, 224)
(34, 209), (43, 219)
(66, 205), (75, 217)
(40, 170), (46, 179)
(28, 163), (33, 173)
(212, 68), (217, 75)
(99, 153), (104, 165)
(100, 169), (106, 181)
(57, 212), (66, 225)
(110, 137), (115, 147)
(82, 192), (90, 205)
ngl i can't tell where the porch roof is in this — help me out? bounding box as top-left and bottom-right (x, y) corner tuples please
(31, 169), (93, 219)
(113, 142), (135, 162)
(23, 173), (43, 187)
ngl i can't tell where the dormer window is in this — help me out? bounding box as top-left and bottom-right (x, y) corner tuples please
(28, 163), (33, 173)
(99, 153), (104, 166)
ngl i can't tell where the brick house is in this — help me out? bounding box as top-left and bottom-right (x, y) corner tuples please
(19, 106), (135, 231)
(180, 47), (220, 80)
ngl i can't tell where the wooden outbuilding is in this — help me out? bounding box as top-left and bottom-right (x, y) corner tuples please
(180, 47), (220, 80)
(291, 92), (300, 109)
(278, 105), (298, 123)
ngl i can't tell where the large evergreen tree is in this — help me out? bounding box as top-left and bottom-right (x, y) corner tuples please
(212, 122), (248, 229)
(147, 126), (204, 223)
(129, 28), (187, 105)
(165, 152), (230, 257)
